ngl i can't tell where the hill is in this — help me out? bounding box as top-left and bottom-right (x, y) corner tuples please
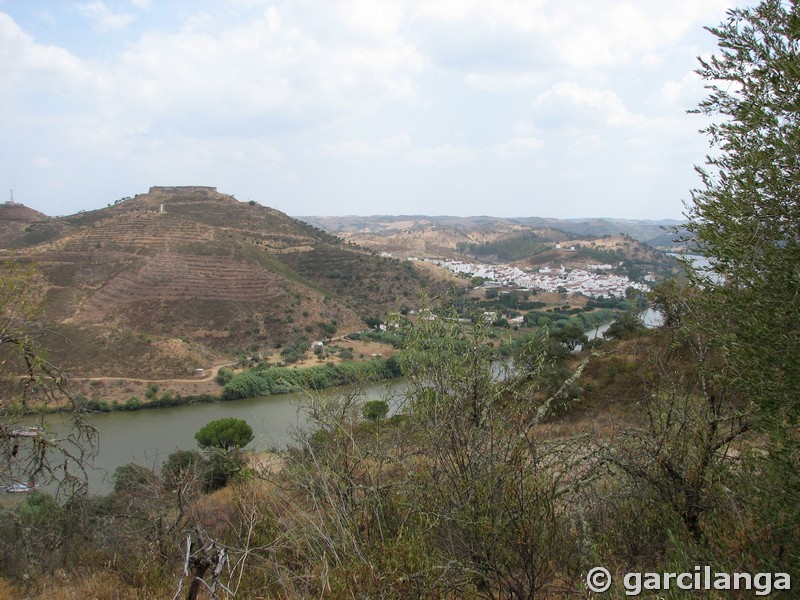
(297, 215), (570, 259)
(300, 214), (683, 248)
(300, 215), (679, 280)
(0, 187), (431, 378)
(0, 202), (52, 249)
(509, 216), (682, 244)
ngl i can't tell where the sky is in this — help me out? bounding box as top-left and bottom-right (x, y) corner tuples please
(0, 0), (739, 220)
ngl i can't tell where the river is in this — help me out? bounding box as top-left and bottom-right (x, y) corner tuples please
(40, 380), (405, 496)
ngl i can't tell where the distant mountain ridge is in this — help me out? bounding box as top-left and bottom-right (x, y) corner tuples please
(0, 188), (430, 378)
(299, 215), (687, 260)
(299, 215), (684, 246)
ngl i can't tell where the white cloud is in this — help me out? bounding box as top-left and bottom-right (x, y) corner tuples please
(492, 136), (544, 157)
(655, 71), (706, 111)
(567, 134), (603, 157)
(97, 133), (284, 189)
(413, 0), (554, 31)
(31, 156), (53, 169)
(104, 7), (426, 130)
(512, 120), (541, 136)
(552, 0), (731, 69)
(335, 0), (408, 38)
(0, 1), (732, 219)
(408, 0), (729, 75)
(0, 13), (94, 97)
(317, 134), (412, 158)
(410, 144), (473, 165)
(534, 82), (644, 128)
(316, 135), (473, 167)
(464, 71), (541, 92)
(77, 1), (135, 31)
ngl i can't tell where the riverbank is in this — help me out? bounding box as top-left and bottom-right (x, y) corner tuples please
(28, 377), (407, 496)
(30, 356), (403, 415)
(50, 336), (396, 409)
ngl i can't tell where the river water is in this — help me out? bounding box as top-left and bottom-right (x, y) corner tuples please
(41, 380), (405, 495)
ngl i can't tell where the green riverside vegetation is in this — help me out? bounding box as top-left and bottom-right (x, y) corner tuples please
(222, 357), (402, 399)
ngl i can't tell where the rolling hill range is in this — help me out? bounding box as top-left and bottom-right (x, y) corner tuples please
(0, 187), (430, 378)
(299, 214), (681, 286)
(299, 215), (685, 264)
(300, 214), (685, 252)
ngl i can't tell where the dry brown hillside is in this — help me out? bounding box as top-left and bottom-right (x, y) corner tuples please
(0, 202), (52, 249)
(303, 215), (570, 259)
(302, 215), (676, 278)
(0, 187), (432, 378)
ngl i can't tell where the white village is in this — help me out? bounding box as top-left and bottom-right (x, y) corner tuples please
(423, 257), (650, 298)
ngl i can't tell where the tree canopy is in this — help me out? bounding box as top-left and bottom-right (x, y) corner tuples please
(602, 311), (644, 340)
(686, 0), (800, 422)
(682, 0), (800, 575)
(194, 417), (254, 451)
(552, 322), (589, 351)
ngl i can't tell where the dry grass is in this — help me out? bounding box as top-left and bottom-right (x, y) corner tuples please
(7, 571), (171, 600)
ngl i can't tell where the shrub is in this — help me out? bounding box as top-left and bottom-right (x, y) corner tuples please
(362, 399), (389, 422)
(161, 449), (205, 487)
(223, 370), (272, 399)
(202, 449), (247, 492)
(215, 367), (234, 386)
(113, 463), (158, 493)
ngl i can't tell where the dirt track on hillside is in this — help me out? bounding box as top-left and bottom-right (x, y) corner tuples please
(71, 361), (237, 385)
(67, 362), (237, 405)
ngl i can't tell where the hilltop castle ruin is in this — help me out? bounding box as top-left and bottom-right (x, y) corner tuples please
(148, 186), (218, 194)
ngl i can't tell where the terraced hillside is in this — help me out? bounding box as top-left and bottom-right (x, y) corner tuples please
(0, 187), (430, 378)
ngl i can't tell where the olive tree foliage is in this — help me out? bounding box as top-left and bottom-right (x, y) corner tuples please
(679, 0), (800, 573)
(686, 0), (800, 423)
(0, 260), (96, 498)
(396, 309), (587, 597)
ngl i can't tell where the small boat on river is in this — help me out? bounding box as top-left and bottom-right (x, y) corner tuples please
(10, 426), (45, 438)
(5, 481), (37, 493)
